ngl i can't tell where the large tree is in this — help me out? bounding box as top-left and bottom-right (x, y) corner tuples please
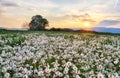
(29, 15), (49, 30)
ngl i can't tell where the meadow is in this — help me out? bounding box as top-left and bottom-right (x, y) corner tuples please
(0, 30), (120, 78)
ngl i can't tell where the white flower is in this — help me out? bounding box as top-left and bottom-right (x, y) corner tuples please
(23, 68), (28, 74)
(33, 59), (37, 64)
(72, 65), (78, 73)
(23, 74), (29, 78)
(26, 70), (32, 76)
(14, 73), (23, 77)
(114, 73), (119, 78)
(30, 66), (33, 69)
(75, 75), (81, 78)
(18, 56), (22, 60)
(38, 71), (44, 76)
(98, 64), (103, 70)
(34, 68), (38, 73)
(63, 67), (69, 74)
(4, 72), (10, 78)
(2, 67), (7, 73)
(90, 75), (96, 78)
(108, 74), (114, 78)
(65, 62), (72, 67)
(45, 67), (51, 74)
(55, 71), (63, 77)
(97, 72), (104, 78)
(64, 75), (69, 78)
(19, 67), (23, 71)
(0, 57), (3, 63)
(114, 59), (119, 64)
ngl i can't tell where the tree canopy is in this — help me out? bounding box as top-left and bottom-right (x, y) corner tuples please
(29, 15), (49, 30)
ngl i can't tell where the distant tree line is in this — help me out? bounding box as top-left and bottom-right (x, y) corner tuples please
(49, 27), (96, 33)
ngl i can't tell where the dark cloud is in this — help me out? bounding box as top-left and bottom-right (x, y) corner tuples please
(65, 13), (90, 18)
(81, 18), (96, 23)
(1, 3), (19, 7)
(65, 15), (84, 18)
(0, 1), (19, 7)
(97, 20), (120, 27)
(65, 13), (96, 23)
(0, 1), (19, 16)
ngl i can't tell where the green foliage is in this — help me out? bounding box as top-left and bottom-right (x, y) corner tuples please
(46, 57), (55, 68)
(0, 48), (2, 54)
(102, 38), (113, 45)
(7, 70), (15, 77)
(24, 59), (33, 65)
(0, 72), (4, 77)
(5, 37), (26, 47)
(29, 15), (49, 30)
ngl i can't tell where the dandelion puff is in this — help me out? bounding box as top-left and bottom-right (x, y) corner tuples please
(64, 75), (69, 78)
(55, 71), (63, 77)
(4, 72), (10, 78)
(75, 75), (81, 78)
(63, 67), (69, 74)
(38, 70), (44, 76)
(114, 73), (119, 78)
(114, 59), (119, 64)
(2, 67), (7, 73)
(23, 74), (29, 78)
(97, 72), (104, 78)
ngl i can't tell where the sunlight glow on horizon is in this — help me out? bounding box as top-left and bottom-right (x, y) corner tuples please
(84, 22), (91, 28)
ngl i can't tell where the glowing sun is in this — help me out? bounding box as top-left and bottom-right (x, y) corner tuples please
(83, 22), (91, 28)
(84, 22), (90, 26)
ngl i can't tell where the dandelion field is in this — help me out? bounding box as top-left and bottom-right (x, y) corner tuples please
(0, 30), (120, 78)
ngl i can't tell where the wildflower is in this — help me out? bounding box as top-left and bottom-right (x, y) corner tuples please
(14, 73), (23, 77)
(108, 73), (115, 78)
(72, 65), (78, 74)
(38, 71), (44, 76)
(33, 59), (37, 64)
(0, 57), (3, 63)
(4, 72), (10, 78)
(63, 67), (69, 74)
(90, 75), (96, 78)
(65, 62), (72, 67)
(75, 75), (81, 78)
(26, 70), (32, 76)
(23, 74), (28, 78)
(64, 75), (69, 78)
(114, 73), (119, 78)
(2, 67), (7, 73)
(23, 68), (28, 74)
(55, 71), (63, 77)
(45, 67), (51, 74)
(97, 72), (104, 78)
(114, 59), (119, 64)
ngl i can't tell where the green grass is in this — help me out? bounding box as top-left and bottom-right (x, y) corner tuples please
(0, 30), (120, 35)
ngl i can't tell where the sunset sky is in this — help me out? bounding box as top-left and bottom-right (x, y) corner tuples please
(0, 0), (120, 31)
